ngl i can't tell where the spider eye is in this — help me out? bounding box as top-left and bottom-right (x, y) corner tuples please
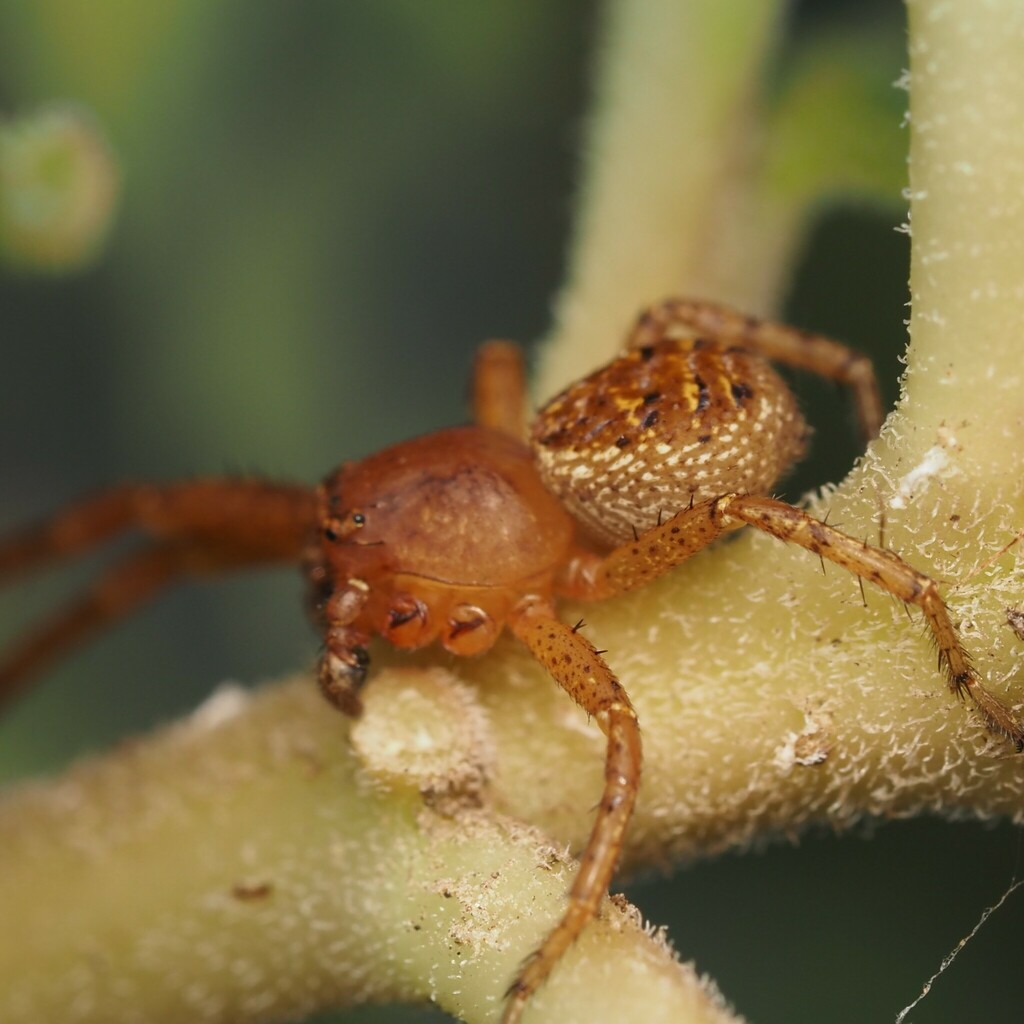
(323, 510), (366, 543)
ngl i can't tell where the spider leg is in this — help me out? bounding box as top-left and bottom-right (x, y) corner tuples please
(503, 599), (641, 1024)
(557, 495), (743, 600)
(723, 495), (1024, 749)
(625, 298), (883, 441)
(472, 340), (527, 440)
(0, 485), (143, 582)
(560, 493), (1024, 748)
(0, 480), (316, 582)
(0, 480), (316, 706)
(0, 543), (215, 708)
(317, 581), (372, 717)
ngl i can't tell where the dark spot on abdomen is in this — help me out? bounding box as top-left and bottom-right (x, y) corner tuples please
(694, 375), (710, 412)
(731, 381), (754, 404)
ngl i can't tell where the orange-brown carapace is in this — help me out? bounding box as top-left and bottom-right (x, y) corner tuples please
(309, 425), (577, 708)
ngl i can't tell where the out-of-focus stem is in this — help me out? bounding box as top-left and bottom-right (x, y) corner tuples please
(537, 0), (787, 397)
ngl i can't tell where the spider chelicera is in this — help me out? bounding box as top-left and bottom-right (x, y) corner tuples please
(1, 298), (1021, 1022)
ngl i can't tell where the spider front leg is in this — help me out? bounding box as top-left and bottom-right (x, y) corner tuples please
(316, 581), (372, 717)
(0, 480), (316, 708)
(503, 599), (642, 1024)
(0, 544), (205, 707)
(561, 494), (1024, 749)
(473, 339), (527, 440)
(627, 298), (884, 440)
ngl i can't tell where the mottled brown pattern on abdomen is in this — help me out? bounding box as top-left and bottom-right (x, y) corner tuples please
(531, 340), (809, 547)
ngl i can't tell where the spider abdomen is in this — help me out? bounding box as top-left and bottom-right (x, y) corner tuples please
(531, 340), (808, 547)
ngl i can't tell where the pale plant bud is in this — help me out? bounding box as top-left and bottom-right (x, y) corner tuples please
(0, 105), (119, 271)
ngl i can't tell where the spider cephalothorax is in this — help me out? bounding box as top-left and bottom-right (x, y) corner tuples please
(308, 425), (577, 713)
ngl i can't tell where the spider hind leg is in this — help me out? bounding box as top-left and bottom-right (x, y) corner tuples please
(722, 495), (1024, 749)
(625, 298), (884, 441)
(563, 492), (1023, 749)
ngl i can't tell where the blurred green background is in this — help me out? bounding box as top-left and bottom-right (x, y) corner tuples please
(1, 2), (1020, 1022)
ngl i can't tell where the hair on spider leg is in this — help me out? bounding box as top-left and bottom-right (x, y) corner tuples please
(820, 508), (848, 533)
(570, 618), (587, 634)
(887, 592), (919, 627)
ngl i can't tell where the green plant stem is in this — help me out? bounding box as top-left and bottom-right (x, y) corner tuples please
(0, 676), (737, 1023)
(537, 0), (787, 398)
